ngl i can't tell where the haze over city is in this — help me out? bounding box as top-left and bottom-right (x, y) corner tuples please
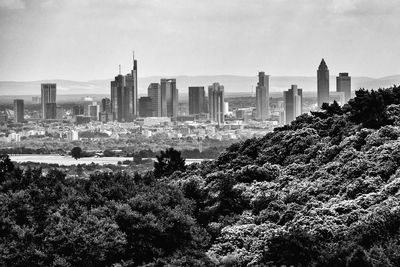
(1, 0), (400, 83)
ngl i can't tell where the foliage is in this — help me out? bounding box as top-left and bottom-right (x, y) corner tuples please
(154, 148), (186, 178)
(71, 146), (82, 160)
(3, 86), (400, 266)
(0, 155), (208, 266)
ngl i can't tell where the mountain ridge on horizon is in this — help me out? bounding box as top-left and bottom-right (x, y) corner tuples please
(0, 74), (399, 96)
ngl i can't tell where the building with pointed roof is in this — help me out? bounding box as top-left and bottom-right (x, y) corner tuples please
(317, 58), (329, 108)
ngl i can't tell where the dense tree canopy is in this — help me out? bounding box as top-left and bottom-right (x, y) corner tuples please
(2, 85), (400, 266)
(70, 146), (82, 160)
(154, 147), (186, 178)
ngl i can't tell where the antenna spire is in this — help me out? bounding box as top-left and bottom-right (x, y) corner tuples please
(133, 50), (135, 69)
(119, 64), (121, 75)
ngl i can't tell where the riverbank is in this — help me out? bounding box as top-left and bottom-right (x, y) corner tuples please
(9, 154), (212, 166)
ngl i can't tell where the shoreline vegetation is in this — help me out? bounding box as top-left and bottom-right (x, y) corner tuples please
(0, 146), (224, 160)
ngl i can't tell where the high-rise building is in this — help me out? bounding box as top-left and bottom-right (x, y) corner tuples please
(99, 97), (113, 122)
(256, 72), (270, 120)
(208, 83), (225, 124)
(83, 99), (94, 117)
(139, 97), (153, 117)
(13, 99), (24, 123)
(101, 98), (112, 113)
(224, 102), (229, 115)
(284, 85), (303, 124)
(131, 52), (138, 117)
(111, 73), (127, 122)
(72, 105), (84, 116)
(100, 113), (113, 123)
(41, 83), (56, 119)
(160, 79), (178, 118)
(148, 83), (161, 117)
(110, 52), (138, 122)
(317, 59), (329, 108)
(45, 103), (57, 120)
(336, 73), (351, 103)
(88, 104), (99, 121)
(188, 86), (205, 115)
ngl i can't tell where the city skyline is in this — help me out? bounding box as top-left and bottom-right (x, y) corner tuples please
(0, 0), (400, 82)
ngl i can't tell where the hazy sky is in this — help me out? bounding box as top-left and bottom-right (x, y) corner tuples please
(0, 0), (399, 81)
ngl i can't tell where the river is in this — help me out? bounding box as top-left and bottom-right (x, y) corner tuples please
(9, 154), (211, 166)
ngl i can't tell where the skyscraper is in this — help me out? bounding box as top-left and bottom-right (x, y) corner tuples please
(284, 85), (303, 124)
(88, 103), (99, 121)
(111, 73), (125, 122)
(336, 73), (351, 103)
(99, 98), (113, 122)
(188, 86), (205, 115)
(317, 58), (329, 108)
(83, 97), (94, 116)
(110, 52), (138, 122)
(101, 98), (112, 113)
(132, 52), (138, 117)
(72, 105), (84, 116)
(148, 83), (161, 117)
(139, 97), (153, 117)
(208, 83), (225, 125)
(45, 103), (57, 120)
(13, 99), (24, 123)
(256, 72), (270, 120)
(41, 83), (56, 119)
(160, 79), (178, 118)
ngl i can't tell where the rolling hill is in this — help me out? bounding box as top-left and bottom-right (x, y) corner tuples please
(0, 75), (399, 98)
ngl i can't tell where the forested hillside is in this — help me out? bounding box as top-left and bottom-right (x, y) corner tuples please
(2, 86), (400, 266)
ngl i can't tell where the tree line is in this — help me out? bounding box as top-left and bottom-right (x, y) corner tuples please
(1, 85), (400, 266)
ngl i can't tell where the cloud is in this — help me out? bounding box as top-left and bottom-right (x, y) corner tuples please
(0, 0), (25, 9)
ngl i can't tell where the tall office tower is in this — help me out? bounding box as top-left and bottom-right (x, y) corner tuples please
(317, 58), (329, 108)
(336, 73), (351, 103)
(148, 83), (161, 117)
(188, 86), (205, 115)
(139, 97), (153, 117)
(88, 104), (99, 121)
(256, 72), (270, 120)
(41, 83), (56, 119)
(208, 83), (225, 124)
(72, 105), (84, 116)
(283, 85), (303, 124)
(111, 73), (125, 122)
(110, 52), (138, 122)
(101, 98), (112, 113)
(83, 99), (93, 116)
(160, 79), (178, 118)
(13, 99), (24, 123)
(45, 103), (57, 120)
(131, 52), (138, 117)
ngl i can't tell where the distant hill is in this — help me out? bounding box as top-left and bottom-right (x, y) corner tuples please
(0, 75), (399, 97)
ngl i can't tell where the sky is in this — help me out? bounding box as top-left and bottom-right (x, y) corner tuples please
(0, 0), (399, 81)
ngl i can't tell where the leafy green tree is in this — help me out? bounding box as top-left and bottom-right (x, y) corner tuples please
(0, 154), (14, 183)
(154, 148), (186, 178)
(345, 88), (394, 128)
(71, 146), (82, 160)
